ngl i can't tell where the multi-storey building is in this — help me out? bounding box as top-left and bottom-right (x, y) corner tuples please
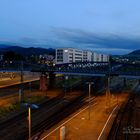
(55, 48), (109, 64)
(83, 50), (92, 62)
(0, 55), (3, 61)
(56, 48), (83, 64)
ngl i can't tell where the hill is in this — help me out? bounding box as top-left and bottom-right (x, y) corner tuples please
(0, 45), (55, 56)
(128, 49), (140, 56)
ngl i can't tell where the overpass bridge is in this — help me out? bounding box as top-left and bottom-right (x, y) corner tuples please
(31, 61), (140, 79)
(0, 61), (140, 91)
(0, 61), (140, 78)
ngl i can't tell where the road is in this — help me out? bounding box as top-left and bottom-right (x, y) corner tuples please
(0, 72), (39, 88)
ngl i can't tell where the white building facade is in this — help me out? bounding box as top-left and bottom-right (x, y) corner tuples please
(55, 48), (109, 64)
(0, 55), (3, 61)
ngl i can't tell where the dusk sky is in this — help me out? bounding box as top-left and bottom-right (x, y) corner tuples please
(0, 0), (140, 54)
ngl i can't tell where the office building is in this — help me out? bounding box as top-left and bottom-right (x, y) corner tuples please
(55, 48), (109, 64)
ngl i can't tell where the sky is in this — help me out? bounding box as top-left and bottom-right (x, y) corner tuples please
(0, 0), (140, 55)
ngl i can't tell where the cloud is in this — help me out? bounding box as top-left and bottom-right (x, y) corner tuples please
(49, 27), (140, 54)
(1, 27), (139, 55)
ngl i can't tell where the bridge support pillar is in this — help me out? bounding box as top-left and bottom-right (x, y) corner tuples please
(48, 72), (56, 89)
(106, 76), (111, 110)
(123, 78), (127, 86)
(40, 73), (48, 91)
(139, 79), (140, 85)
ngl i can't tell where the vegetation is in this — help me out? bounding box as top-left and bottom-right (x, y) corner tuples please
(23, 96), (45, 104)
(122, 79), (137, 91)
(0, 103), (20, 118)
(3, 51), (24, 61)
(0, 45), (55, 62)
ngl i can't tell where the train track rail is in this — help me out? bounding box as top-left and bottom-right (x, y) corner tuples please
(0, 94), (63, 130)
(0, 77), (124, 140)
(0, 93), (86, 140)
(24, 94), (86, 140)
(107, 85), (140, 140)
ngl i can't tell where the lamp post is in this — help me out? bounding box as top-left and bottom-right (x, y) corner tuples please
(20, 61), (24, 102)
(23, 103), (39, 140)
(86, 82), (94, 120)
(29, 82), (32, 92)
(106, 55), (111, 111)
(64, 75), (68, 96)
(28, 106), (31, 139)
(116, 94), (118, 106)
(18, 89), (22, 103)
(106, 76), (111, 111)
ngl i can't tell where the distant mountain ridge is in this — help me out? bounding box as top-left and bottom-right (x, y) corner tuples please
(1, 44), (139, 57)
(0, 44), (12, 48)
(0, 45), (55, 56)
(128, 49), (140, 56)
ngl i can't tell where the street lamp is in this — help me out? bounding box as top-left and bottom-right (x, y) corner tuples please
(116, 94), (118, 106)
(29, 82), (32, 92)
(64, 75), (68, 96)
(86, 82), (94, 120)
(23, 103), (39, 140)
(20, 61), (24, 102)
(106, 76), (111, 111)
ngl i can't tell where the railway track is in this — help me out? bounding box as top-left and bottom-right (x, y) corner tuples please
(22, 93), (86, 140)
(0, 80), (39, 98)
(0, 95), (62, 130)
(107, 85), (140, 140)
(0, 77), (123, 140)
(0, 77), (97, 140)
(0, 92), (86, 140)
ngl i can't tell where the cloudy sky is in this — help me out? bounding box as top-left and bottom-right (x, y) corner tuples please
(0, 0), (140, 54)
